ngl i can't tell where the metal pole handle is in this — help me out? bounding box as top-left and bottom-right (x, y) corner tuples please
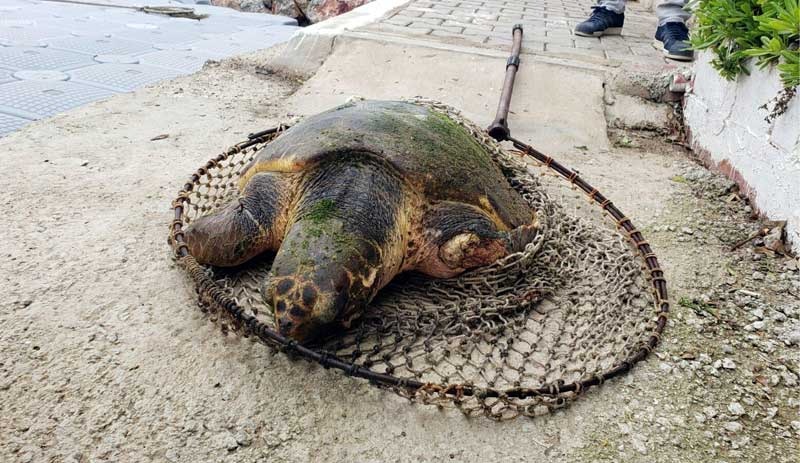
(487, 24), (524, 142)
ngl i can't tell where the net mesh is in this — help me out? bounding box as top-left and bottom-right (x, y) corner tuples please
(169, 99), (667, 419)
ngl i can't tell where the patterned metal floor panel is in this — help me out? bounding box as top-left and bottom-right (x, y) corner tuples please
(68, 63), (182, 92)
(35, 17), (129, 36)
(0, 68), (15, 84)
(46, 35), (158, 57)
(230, 26), (299, 44)
(0, 24), (75, 47)
(0, 80), (116, 120)
(0, 113), (32, 137)
(188, 39), (266, 59)
(0, 47), (96, 72)
(136, 49), (217, 73)
(0, 0), (299, 138)
(112, 27), (207, 46)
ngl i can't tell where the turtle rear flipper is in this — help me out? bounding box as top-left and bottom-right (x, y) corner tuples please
(414, 201), (538, 278)
(185, 172), (291, 267)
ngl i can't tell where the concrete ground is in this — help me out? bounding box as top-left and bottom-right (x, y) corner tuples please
(1, 1), (799, 462)
(0, 0), (297, 137)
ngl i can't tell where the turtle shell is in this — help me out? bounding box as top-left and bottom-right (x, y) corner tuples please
(240, 100), (533, 229)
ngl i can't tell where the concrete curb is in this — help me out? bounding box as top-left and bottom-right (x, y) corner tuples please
(266, 0), (410, 77)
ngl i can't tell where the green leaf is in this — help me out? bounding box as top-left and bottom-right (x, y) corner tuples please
(692, 0), (799, 89)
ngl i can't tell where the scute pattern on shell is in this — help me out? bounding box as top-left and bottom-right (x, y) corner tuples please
(241, 99), (533, 229)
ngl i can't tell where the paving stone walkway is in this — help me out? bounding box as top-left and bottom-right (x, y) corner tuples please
(363, 0), (668, 67)
(0, 0), (298, 137)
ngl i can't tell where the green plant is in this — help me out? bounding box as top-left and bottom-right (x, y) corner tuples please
(678, 297), (720, 318)
(691, 0), (800, 88)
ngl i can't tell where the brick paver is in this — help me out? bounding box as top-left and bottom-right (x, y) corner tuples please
(362, 0), (667, 66)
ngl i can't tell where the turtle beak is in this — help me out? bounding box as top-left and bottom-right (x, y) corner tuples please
(267, 276), (348, 343)
(271, 295), (315, 342)
(276, 317), (299, 339)
(265, 213), (378, 343)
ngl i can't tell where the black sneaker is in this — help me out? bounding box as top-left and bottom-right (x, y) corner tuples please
(655, 22), (693, 61)
(574, 7), (624, 37)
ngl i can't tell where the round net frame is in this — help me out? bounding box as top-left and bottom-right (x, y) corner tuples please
(169, 100), (669, 420)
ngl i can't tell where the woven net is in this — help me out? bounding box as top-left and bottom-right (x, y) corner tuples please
(169, 100), (669, 420)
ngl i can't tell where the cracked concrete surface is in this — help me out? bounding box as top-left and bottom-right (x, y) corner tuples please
(1, 1), (799, 462)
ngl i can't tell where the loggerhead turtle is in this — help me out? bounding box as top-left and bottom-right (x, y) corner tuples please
(185, 100), (538, 342)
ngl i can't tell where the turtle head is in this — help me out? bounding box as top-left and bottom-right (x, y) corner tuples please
(265, 156), (408, 343)
(266, 208), (383, 343)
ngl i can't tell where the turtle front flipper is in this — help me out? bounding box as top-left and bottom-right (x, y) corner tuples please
(184, 172), (292, 267)
(413, 201), (538, 278)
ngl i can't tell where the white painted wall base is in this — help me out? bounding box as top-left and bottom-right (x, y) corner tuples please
(685, 51), (800, 253)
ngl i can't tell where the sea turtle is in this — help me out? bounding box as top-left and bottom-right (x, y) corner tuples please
(185, 100), (538, 342)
